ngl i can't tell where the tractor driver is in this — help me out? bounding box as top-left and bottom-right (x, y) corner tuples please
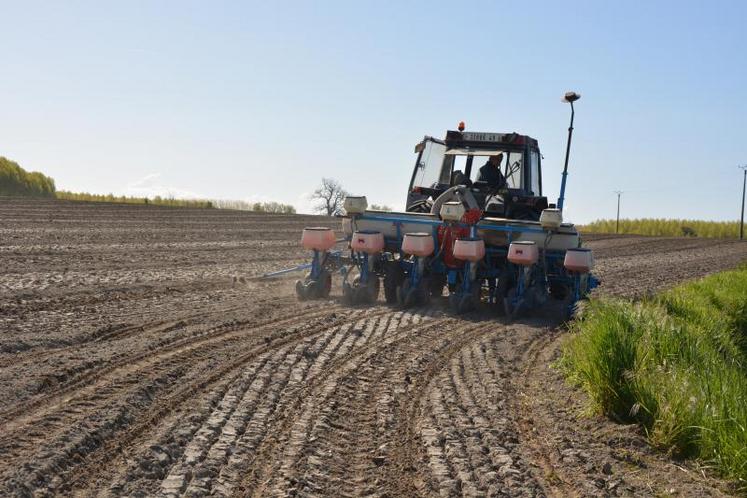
(477, 153), (506, 189)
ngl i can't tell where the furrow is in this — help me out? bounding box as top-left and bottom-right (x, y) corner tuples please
(245, 309), (440, 496)
(1, 308), (390, 495)
(0, 305), (342, 428)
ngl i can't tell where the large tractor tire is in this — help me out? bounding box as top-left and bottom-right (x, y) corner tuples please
(429, 274), (447, 298)
(397, 278), (430, 308)
(383, 261), (404, 305)
(449, 280), (481, 314)
(495, 273), (515, 316)
(503, 285), (522, 321)
(549, 281), (570, 300)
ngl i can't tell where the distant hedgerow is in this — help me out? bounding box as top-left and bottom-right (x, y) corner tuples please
(580, 218), (740, 239)
(56, 191), (215, 208)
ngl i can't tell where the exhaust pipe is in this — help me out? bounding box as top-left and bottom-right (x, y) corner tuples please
(557, 91), (581, 211)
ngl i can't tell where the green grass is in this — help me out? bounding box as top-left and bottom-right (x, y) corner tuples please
(580, 218), (741, 239)
(562, 267), (747, 490)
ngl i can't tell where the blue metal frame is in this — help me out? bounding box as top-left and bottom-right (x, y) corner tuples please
(309, 250), (323, 280)
(323, 211), (599, 311)
(359, 213), (550, 235)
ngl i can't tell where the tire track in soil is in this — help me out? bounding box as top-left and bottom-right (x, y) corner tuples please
(0, 302), (337, 428)
(510, 330), (577, 497)
(0, 292), (270, 368)
(378, 321), (543, 498)
(243, 309), (440, 497)
(156, 312), (403, 497)
(0, 307), (393, 496)
(71, 309), (419, 497)
(196, 311), (516, 498)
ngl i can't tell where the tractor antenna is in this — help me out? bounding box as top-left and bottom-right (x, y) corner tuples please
(557, 91), (581, 211)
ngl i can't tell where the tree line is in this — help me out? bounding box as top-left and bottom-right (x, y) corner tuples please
(211, 199), (296, 213)
(56, 191), (216, 208)
(0, 157), (56, 197)
(0, 155), (298, 213)
(1, 157), (381, 217)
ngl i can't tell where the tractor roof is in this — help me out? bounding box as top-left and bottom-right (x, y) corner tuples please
(415, 130), (539, 153)
(444, 130), (539, 149)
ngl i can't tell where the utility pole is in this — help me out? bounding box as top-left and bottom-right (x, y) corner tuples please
(614, 190), (623, 234)
(740, 166), (747, 240)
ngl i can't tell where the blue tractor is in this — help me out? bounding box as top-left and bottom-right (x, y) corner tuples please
(293, 92), (598, 317)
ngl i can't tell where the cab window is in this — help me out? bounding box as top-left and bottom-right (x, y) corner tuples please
(501, 151), (524, 189)
(529, 150), (541, 195)
(412, 140), (447, 189)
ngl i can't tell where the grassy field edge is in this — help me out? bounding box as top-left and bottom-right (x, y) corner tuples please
(561, 266), (747, 491)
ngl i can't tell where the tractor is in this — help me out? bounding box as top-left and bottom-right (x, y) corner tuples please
(288, 92), (598, 317)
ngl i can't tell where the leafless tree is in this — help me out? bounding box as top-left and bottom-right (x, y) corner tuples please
(311, 177), (348, 216)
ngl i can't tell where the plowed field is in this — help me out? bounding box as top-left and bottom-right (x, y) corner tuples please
(1, 198), (745, 497)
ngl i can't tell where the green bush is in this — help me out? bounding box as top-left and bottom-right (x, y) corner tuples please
(563, 267), (747, 488)
(0, 157), (56, 197)
(581, 218), (740, 239)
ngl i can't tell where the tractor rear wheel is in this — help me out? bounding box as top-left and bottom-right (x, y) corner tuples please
(495, 272), (516, 316)
(383, 261), (403, 305)
(398, 278), (430, 308)
(429, 274), (447, 298)
(549, 281), (569, 300)
(503, 286), (519, 320)
(449, 280), (480, 314)
(353, 275), (379, 304)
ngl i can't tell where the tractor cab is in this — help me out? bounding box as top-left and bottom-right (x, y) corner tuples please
(406, 129), (549, 220)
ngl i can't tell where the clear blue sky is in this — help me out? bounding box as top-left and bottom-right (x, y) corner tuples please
(1, 0), (745, 223)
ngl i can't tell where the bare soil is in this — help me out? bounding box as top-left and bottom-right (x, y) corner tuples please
(1, 198), (745, 497)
